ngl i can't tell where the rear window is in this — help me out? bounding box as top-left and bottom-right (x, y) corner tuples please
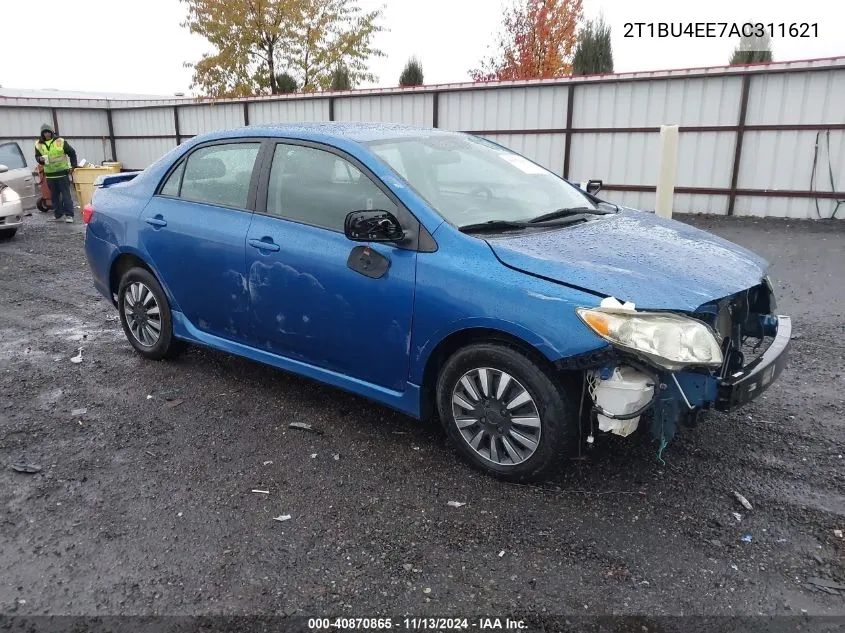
(0, 142), (27, 170)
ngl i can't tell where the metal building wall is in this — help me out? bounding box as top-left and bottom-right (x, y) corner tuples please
(566, 76), (743, 214)
(112, 107), (175, 136)
(335, 94), (433, 126)
(56, 109), (109, 137)
(179, 103), (245, 136)
(2, 58), (844, 219)
(439, 86), (569, 131)
(248, 99), (331, 125)
(114, 138), (176, 170)
(0, 107), (53, 168)
(484, 132), (567, 175)
(110, 108), (177, 169)
(734, 69), (845, 219)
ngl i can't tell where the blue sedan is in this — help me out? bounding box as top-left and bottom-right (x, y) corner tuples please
(83, 123), (790, 481)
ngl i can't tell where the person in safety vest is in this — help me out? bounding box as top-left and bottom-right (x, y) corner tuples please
(35, 123), (78, 223)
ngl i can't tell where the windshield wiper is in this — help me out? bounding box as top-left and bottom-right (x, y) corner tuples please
(528, 206), (611, 224)
(458, 220), (529, 233)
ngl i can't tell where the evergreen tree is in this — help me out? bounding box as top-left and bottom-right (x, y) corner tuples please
(274, 72), (298, 94)
(572, 16), (613, 75)
(729, 31), (773, 64)
(399, 57), (425, 86)
(331, 64), (353, 90)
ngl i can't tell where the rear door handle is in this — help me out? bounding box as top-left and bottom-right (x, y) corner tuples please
(248, 238), (280, 252)
(145, 216), (167, 227)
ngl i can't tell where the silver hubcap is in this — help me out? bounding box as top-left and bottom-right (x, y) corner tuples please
(451, 367), (542, 466)
(123, 282), (162, 347)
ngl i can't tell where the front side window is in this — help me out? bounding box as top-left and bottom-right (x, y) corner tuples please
(179, 143), (260, 209)
(367, 134), (595, 227)
(0, 143), (27, 170)
(265, 144), (396, 231)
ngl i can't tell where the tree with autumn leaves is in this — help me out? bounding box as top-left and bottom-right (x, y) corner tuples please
(471, 0), (583, 82)
(181, 0), (384, 97)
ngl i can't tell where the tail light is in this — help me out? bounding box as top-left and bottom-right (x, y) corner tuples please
(82, 203), (94, 224)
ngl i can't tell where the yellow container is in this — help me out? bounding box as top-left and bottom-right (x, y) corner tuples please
(72, 163), (122, 209)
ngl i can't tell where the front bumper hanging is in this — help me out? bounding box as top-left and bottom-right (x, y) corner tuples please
(715, 315), (792, 411)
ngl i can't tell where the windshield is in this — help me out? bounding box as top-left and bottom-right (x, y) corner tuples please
(366, 134), (595, 226)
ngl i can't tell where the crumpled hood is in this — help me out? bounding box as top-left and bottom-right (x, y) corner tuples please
(486, 210), (769, 312)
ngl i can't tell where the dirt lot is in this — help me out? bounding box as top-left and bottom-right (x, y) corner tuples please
(1, 211), (843, 622)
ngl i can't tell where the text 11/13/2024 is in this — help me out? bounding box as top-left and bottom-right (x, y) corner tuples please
(307, 617), (527, 630)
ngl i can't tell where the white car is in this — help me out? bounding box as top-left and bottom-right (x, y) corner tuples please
(0, 141), (39, 210)
(0, 164), (23, 238)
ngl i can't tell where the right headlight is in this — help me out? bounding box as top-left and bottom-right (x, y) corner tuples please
(576, 307), (724, 371)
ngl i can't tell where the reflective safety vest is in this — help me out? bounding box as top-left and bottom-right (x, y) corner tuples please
(35, 138), (70, 177)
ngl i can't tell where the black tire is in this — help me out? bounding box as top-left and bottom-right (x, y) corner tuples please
(435, 343), (577, 482)
(37, 198), (51, 212)
(117, 267), (182, 360)
(0, 228), (17, 239)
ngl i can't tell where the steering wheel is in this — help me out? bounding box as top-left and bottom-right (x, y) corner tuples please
(467, 186), (494, 200)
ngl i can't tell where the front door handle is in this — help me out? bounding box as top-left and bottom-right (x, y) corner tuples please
(145, 215), (167, 228)
(248, 237), (280, 252)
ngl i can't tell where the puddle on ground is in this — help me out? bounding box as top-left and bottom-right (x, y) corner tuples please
(0, 315), (123, 362)
(35, 387), (64, 408)
(46, 315), (121, 343)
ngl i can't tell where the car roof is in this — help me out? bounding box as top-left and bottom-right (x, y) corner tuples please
(195, 122), (461, 144)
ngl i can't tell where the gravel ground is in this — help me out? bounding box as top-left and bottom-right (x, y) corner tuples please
(0, 211), (843, 622)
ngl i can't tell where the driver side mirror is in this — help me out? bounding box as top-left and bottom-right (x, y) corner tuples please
(585, 179), (602, 196)
(345, 210), (406, 243)
(0, 164), (8, 175)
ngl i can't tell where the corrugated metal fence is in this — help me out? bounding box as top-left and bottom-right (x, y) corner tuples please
(2, 57), (844, 219)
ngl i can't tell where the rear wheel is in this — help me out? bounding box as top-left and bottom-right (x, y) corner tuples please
(0, 228), (17, 239)
(117, 267), (182, 360)
(435, 343), (577, 482)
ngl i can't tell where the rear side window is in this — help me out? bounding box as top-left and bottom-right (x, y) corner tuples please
(159, 161), (185, 197)
(179, 143), (260, 209)
(0, 142), (27, 170)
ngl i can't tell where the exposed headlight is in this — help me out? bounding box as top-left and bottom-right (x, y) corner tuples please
(576, 307), (724, 371)
(0, 187), (20, 204)
(764, 274), (778, 311)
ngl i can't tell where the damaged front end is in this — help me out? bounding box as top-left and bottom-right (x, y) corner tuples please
(568, 279), (791, 456)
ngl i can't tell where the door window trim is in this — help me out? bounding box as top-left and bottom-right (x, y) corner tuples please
(153, 138), (268, 213)
(254, 138), (435, 252)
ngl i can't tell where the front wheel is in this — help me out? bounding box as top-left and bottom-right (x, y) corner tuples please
(117, 267), (181, 360)
(435, 343), (577, 482)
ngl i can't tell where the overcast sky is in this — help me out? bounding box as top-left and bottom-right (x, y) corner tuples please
(0, 0), (841, 95)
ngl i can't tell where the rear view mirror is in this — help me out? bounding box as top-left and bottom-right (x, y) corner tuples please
(585, 179), (603, 195)
(345, 210), (405, 243)
(0, 164), (8, 174)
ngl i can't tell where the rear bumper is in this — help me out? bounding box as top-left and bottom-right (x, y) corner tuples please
(84, 229), (117, 302)
(715, 315), (791, 411)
